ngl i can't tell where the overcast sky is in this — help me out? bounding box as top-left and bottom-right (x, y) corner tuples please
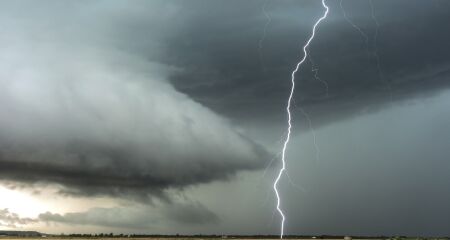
(1, 0), (450, 237)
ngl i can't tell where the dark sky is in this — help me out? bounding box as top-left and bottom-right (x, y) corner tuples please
(1, 0), (450, 236)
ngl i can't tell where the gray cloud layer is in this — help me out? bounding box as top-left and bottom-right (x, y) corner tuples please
(163, 0), (450, 128)
(0, 209), (37, 228)
(0, 0), (269, 201)
(39, 200), (218, 229)
(1, 0), (450, 236)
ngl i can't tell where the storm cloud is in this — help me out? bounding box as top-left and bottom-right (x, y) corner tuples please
(1, 0), (450, 236)
(0, 0), (269, 200)
(163, 0), (450, 129)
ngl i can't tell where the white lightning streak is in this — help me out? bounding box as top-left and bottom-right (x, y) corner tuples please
(273, 1), (328, 238)
(368, 0), (393, 101)
(308, 57), (329, 98)
(259, 0), (272, 73)
(292, 99), (321, 164)
(339, 0), (370, 59)
(298, 106), (320, 164)
(369, 0), (382, 77)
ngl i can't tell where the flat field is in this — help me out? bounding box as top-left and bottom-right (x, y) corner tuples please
(1, 238), (443, 240)
(1, 238), (447, 240)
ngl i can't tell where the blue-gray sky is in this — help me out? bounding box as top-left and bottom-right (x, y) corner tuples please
(0, 0), (450, 236)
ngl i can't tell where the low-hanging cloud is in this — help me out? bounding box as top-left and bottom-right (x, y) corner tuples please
(38, 200), (219, 229)
(0, 1), (269, 201)
(0, 209), (37, 228)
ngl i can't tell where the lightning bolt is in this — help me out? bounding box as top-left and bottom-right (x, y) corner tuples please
(339, 0), (370, 59)
(273, 0), (329, 238)
(309, 57), (329, 98)
(369, 0), (381, 73)
(368, 0), (393, 101)
(259, 0), (272, 73)
(341, 0), (392, 100)
(298, 106), (321, 164)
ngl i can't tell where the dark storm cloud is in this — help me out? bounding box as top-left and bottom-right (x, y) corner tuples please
(1, 0), (450, 235)
(0, 140), (265, 201)
(0, 0), (270, 201)
(160, 0), (450, 128)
